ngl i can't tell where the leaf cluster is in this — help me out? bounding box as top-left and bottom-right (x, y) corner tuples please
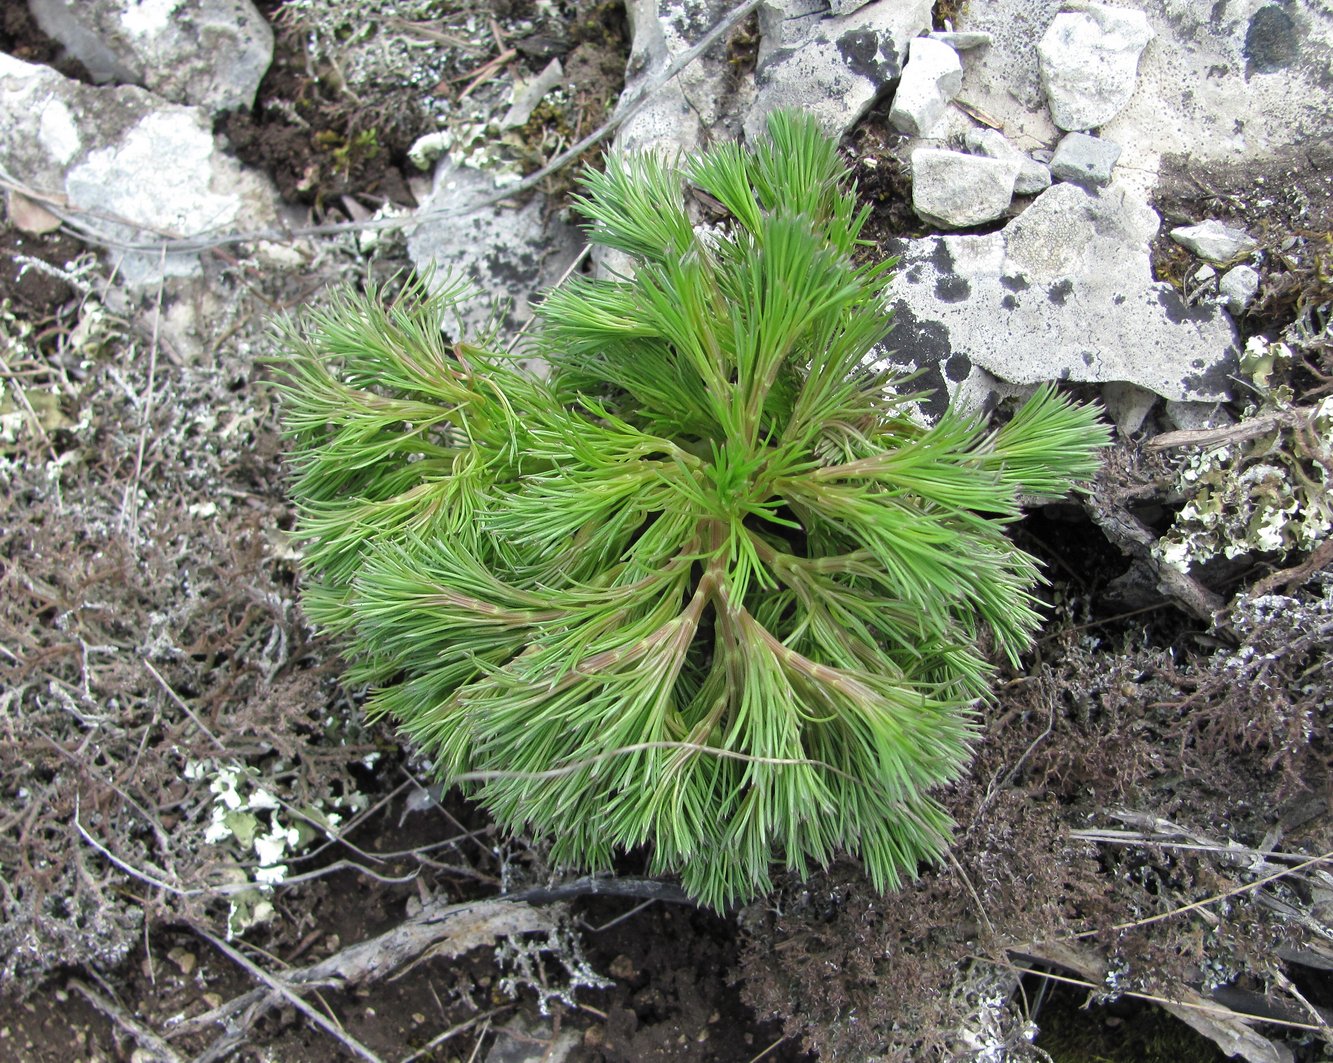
(273, 111), (1109, 908)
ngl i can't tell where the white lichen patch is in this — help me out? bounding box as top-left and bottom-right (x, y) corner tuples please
(121, 0), (181, 38)
(37, 98), (80, 165)
(193, 759), (360, 937)
(1156, 336), (1333, 573)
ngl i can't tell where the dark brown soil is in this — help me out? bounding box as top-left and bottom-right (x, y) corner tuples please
(575, 899), (809, 1062)
(0, 229), (87, 314)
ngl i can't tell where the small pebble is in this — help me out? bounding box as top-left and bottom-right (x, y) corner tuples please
(1169, 219), (1259, 264)
(1050, 131), (1122, 187)
(1219, 264), (1260, 314)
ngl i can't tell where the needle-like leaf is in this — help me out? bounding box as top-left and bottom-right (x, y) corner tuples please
(273, 110), (1110, 908)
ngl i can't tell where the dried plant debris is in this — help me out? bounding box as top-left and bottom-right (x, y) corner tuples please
(1153, 141), (1333, 336)
(0, 253), (385, 987)
(739, 585), (1333, 1060)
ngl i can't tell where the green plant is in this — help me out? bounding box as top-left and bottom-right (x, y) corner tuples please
(274, 111), (1108, 908)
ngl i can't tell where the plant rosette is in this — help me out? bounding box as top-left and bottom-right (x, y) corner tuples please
(274, 111), (1108, 908)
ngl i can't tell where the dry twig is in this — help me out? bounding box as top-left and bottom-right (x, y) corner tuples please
(69, 978), (186, 1063)
(197, 928), (386, 1063)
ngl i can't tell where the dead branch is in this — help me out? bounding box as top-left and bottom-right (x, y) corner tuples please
(1005, 942), (1297, 1063)
(1251, 539), (1333, 597)
(69, 978), (186, 1063)
(173, 896), (560, 1051)
(1084, 491), (1224, 620)
(1146, 410), (1294, 451)
(197, 928), (386, 1063)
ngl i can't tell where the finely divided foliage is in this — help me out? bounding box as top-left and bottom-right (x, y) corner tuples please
(275, 112), (1108, 908)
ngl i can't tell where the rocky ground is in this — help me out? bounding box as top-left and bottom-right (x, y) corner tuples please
(0, 1), (1331, 1061)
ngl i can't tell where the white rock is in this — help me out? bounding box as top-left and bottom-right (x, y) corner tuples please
(963, 128), (1051, 195)
(950, 1), (1333, 201)
(888, 37), (963, 137)
(1037, 3), (1155, 131)
(884, 182), (1237, 415)
(502, 59), (564, 130)
(928, 30), (992, 51)
(0, 53), (276, 283)
(1169, 220), (1259, 264)
(617, 0), (740, 156)
(406, 161), (583, 342)
(911, 149), (1019, 229)
(27, 0), (273, 115)
(1219, 264), (1261, 315)
(1049, 131), (1121, 187)
(745, 0), (933, 139)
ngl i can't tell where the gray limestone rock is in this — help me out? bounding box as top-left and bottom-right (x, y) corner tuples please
(745, 0), (933, 139)
(1037, 3), (1155, 131)
(1102, 381), (1158, 435)
(927, 30), (992, 51)
(27, 0), (272, 115)
(1049, 131), (1122, 187)
(963, 127), (1051, 195)
(888, 37), (963, 137)
(886, 182), (1237, 411)
(616, 0), (741, 156)
(911, 148), (1019, 229)
(406, 160), (583, 343)
(951, 1), (1333, 200)
(828, 0), (874, 16)
(0, 52), (276, 283)
(1169, 219), (1259, 265)
(1219, 264), (1261, 315)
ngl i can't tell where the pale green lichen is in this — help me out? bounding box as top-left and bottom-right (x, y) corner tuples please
(190, 760), (369, 937)
(1156, 336), (1333, 573)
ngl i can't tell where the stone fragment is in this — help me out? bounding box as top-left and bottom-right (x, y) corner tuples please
(927, 30), (992, 51)
(1037, 3), (1155, 131)
(502, 58), (564, 129)
(617, 0), (738, 155)
(1049, 131), (1122, 187)
(948, 0), (1333, 204)
(745, 0), (933, 139)
(1102, 381), (1157, 435)
(885, 182), (1237, 414)
(963, 127), (1051, 195)
(888, 37), (963, 136)
(1169, 220), (1259, 264)
(1219, 264), (1261, 315)
(911, 148), (1019, 229)
(486, 1016), (580, 1063)
(829, 0), (874, 15)
(0, 53), (276, 283)
(27, 0), (272, 115)
(406, 160), (583, 342)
